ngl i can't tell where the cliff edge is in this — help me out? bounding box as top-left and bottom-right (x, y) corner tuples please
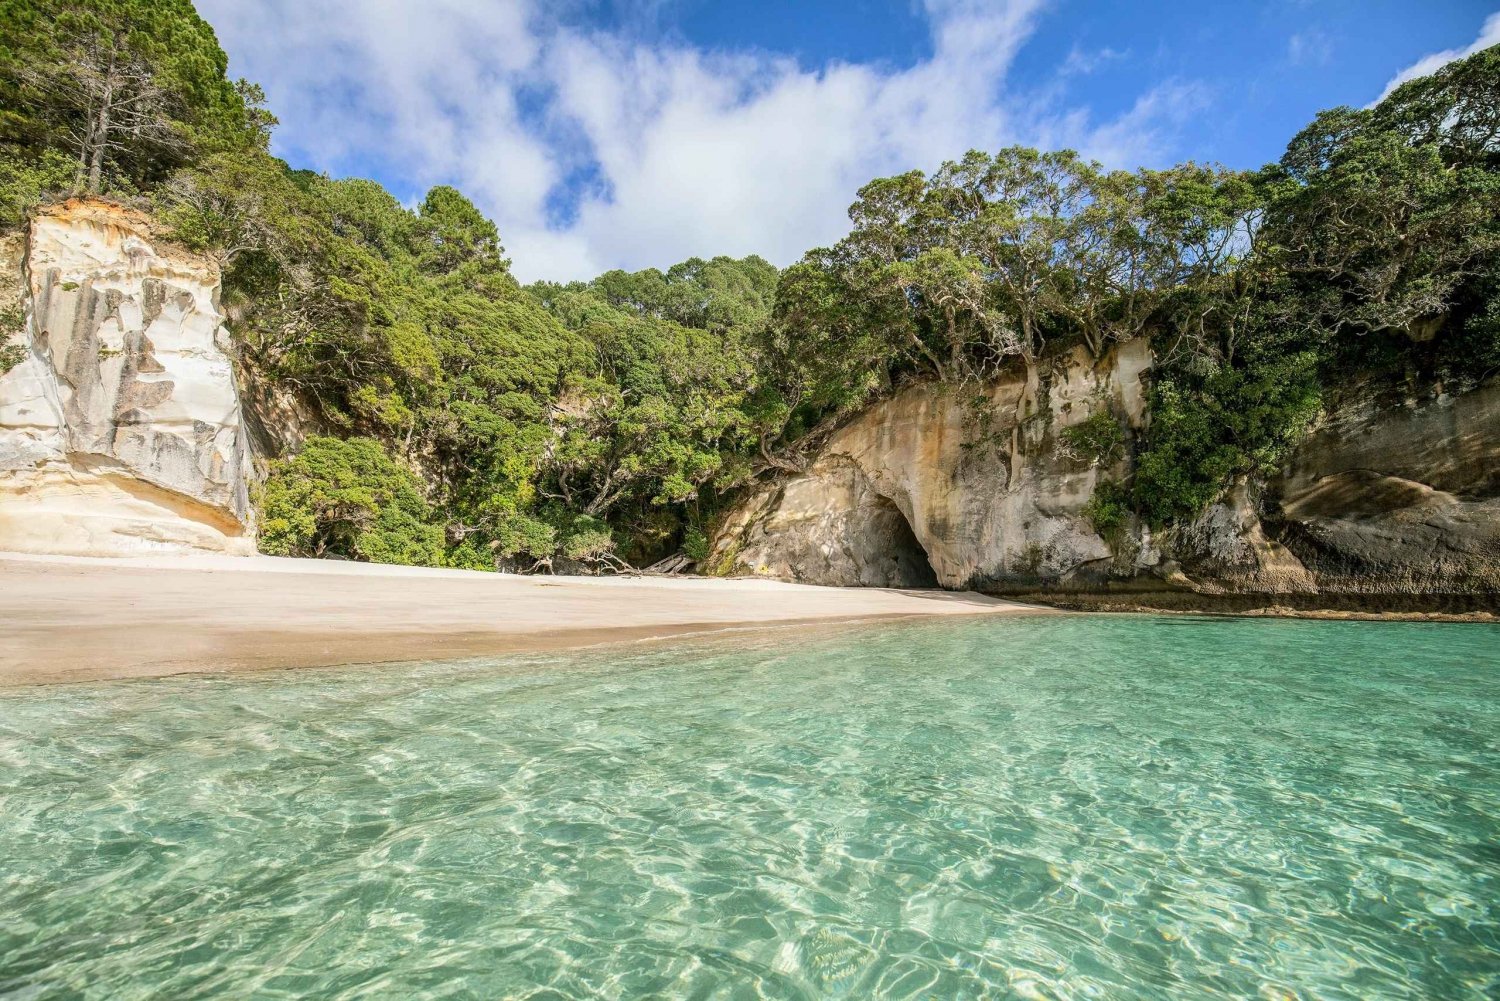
(0, 200), (255, 556)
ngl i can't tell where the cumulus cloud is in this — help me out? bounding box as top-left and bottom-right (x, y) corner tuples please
(197, 0), (1204, 281)
(1375, 11), (1500, 102)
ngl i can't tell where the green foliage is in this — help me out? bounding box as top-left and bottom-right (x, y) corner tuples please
(144, 67), (773, 569)
(1082, 480), (1132, 540)
(414, 185), (507, 276)
(257, 437), (444, 565)
(1133, 348), (1323, 527)
(4, 0), (1494, 570)
(1132, 381), (1244, 525)
(157, 147), (609, 567)
(525, 257), (773, 562)
(0, 147), (73, 228)
(760, 147), (1260, 463)
(0, 293), (23, 373)
(1059, 410), (1123, 465)
(559, 515), (614, 562)
(682, 528), (711, 563)
(1127, 47), (1498, 526)
(0, 0), (262, 208)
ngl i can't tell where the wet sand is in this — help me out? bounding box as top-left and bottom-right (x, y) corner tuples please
(0, 553), (1048, 685)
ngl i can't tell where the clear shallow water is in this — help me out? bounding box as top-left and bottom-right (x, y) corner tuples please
(1, 617), (1498, 1000)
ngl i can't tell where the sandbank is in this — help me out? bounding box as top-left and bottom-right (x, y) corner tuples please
(0, 553), (1047, 685)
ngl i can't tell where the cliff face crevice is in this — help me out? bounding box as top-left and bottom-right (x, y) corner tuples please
(0, 199), (256, 556)
(712, 340), (1500, 600)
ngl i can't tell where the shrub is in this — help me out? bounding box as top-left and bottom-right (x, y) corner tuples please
(682, 527), (710, 562)
(560, 515), (614, 562)
(0, 300), (25, 375)
(1082, 480), (1131, 540)
(0, 148), (74, 229)
(1059, 410), (1123, 465)
(1131, 353), (1321, 528)
(257, 437), (444, 565)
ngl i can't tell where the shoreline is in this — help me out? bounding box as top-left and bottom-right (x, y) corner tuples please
(1008, 590), (1497, 623)
(0, 553), (1050, 686)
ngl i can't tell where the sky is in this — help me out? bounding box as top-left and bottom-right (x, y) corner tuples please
(196, 0), (1500, 282)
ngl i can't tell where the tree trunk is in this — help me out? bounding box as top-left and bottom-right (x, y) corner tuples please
(86, 72), (115, 194)
(71, 120), (91, 194)
(1015, 349), (1039, 423)
(947, 312), (965, 377)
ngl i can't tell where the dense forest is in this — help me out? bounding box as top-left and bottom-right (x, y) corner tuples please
(2, 0), (1496, 571)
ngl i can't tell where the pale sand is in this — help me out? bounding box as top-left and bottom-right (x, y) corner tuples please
(0, 553), (1049, 685)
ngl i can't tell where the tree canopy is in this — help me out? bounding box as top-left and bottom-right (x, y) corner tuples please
(3, 0), (1496, 564)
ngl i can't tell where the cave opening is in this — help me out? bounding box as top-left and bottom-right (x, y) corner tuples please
(868, 493), (939, 588)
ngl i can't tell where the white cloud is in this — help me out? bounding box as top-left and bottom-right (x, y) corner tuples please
(1026, 80), (1212, 169)
(1287, 29), (1332, 67)
(198, 0), (1205, 281)
(1375, 11), (1500, 102)
(1059, 44), (1127, 78)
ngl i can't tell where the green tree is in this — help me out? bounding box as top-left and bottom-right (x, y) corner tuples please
(414, 185), (507, 276)
(258, 437), (444, 565)
(0, 0), (255, 199)
(1132, 44), (1500, 525)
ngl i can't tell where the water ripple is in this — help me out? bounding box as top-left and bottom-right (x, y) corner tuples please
(1, 616), (1497, 999)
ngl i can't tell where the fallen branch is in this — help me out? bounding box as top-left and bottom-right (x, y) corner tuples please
(642, 553), (696, 576)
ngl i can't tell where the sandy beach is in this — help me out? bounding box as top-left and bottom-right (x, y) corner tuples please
(0, 553), (1045, 685)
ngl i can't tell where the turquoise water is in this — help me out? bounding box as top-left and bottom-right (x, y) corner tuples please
(1, 616), (1498, 999)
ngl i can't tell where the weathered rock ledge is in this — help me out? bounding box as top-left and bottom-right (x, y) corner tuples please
(0, 199), (255, 556)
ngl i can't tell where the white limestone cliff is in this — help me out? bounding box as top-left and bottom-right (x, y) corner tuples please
(0, 199), (255, 556)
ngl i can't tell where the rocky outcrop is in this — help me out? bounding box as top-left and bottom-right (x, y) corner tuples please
(712, 340), (1154, 590)
(1264, 380), (1500, 595)
(712, 340), (1500, 602)
(0, 200), (255, 556)
(719, 455), (938, 588)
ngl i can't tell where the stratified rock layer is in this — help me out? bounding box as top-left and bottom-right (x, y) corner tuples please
(0, 200), (254, 555)
(713, 339), (1500, 600)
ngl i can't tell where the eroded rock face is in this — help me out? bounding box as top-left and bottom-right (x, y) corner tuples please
(0, 200), (254, 555)
(717, 456), (938, 587)
(713, 338), (1500, 600)
(1265, 381), (1500, 595)
(713, 341), (1153, 589)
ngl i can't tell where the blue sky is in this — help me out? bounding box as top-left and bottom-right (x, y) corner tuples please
(198, 0), (1499, 281)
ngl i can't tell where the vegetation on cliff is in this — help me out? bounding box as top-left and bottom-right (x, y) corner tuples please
(774, 49), (1499, 526)
(1, 0), (1495, 567)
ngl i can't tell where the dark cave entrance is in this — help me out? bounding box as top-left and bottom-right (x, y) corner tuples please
(867, 493), (940, 588)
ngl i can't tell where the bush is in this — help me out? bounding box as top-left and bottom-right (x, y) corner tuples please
(1131, 381), (1241, 526)
(682, 527), (710, 562)
(1082, 480), (1131, 540)
(0, 148), (74, 229)
(1132, 349), (1321, 527)
(560, 515), (614, 562)
(1059, 410), (1123, 465)
(257, 437), (444, 565)
(0, 299), (25, 374)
